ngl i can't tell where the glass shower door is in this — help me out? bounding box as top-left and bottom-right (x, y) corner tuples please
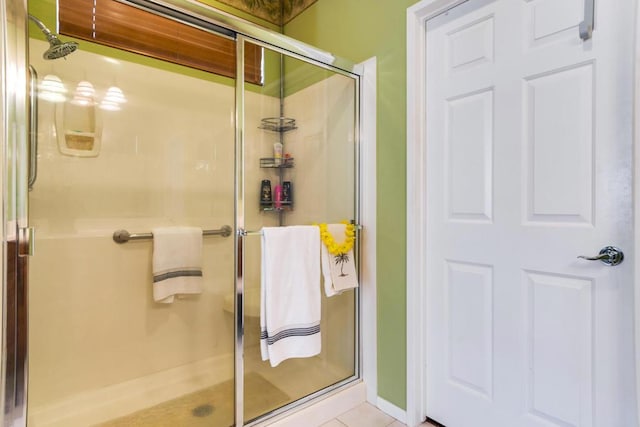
(239, 39), (359, 424)
(26, 35), (237, 426)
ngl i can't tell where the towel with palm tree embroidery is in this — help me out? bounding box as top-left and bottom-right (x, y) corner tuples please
(321, 223), (359, 297)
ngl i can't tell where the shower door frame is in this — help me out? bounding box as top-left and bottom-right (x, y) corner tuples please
(1, 0), (30, 424)
(1, 0), (365, 425)
(235, 34), (362, 427)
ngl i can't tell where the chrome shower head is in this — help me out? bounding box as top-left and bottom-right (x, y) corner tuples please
(28, 14), (78, 60)
(42, 37), (79, 60)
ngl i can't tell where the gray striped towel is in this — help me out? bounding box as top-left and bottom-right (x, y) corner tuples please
(152, 226), (203, 303)
(260, 225), (321, 367)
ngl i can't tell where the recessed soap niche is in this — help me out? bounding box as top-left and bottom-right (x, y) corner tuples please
(55, 101), (102, 157)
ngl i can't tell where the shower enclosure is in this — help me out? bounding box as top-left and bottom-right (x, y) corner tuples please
(1, 0), (362, 425)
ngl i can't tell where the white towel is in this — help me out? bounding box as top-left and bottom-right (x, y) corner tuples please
(260, 225), (321, 367)
(321, 223), (359, 297)
(152, 227), (203, 303)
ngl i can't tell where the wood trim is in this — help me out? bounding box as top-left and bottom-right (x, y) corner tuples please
(406, 3), (429, 425)
(5, 239), (18, 418)
(4, 238), (29, 425)
(359, 57), (377, 405)
(59, 0), (262, 84)
(406, 1), (468, 426)
(634, 1), (640, 422)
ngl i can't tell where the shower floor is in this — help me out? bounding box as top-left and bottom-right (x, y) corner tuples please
(96, 372), (289, 427)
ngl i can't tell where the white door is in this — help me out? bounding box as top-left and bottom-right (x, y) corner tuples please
(425, 0), (637, 426)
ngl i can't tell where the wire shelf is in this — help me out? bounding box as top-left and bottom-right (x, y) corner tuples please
(258, 117), (297, 132)
(260, 157), (294, 168)
(260, 203), (293, 212)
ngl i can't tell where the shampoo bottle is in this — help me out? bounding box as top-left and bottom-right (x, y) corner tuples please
(260, 179), (272, 207)
(282, 181), (292, 207)
(274, 184), (282, 208)
(273, 142), (283, 166)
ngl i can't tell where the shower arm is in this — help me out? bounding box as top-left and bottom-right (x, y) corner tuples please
(28, 14), (78, 60)
(28, 14), (57, 43)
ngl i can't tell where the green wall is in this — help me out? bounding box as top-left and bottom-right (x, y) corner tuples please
(285, 0), (419, 410)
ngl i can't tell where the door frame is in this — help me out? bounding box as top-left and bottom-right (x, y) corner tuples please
(405, 1), (640, 426)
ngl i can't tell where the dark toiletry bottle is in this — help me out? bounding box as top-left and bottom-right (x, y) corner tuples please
(282, 181), (292, 207)
(260, 180), (272, 207)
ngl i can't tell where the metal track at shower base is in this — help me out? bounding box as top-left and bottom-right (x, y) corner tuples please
(245, 376), (362, 426)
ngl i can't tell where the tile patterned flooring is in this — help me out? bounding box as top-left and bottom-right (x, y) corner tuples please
(321, 403), (437, 427)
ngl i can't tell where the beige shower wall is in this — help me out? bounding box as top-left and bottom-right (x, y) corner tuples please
(283, 74), (357, 374)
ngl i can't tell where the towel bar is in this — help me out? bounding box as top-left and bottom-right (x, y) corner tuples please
(113, 225), (233, 244)
(237, 224), (363, 238)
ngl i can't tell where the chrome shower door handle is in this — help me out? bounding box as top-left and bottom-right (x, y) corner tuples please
(28, 65), (38, 190)
(577, 246), (624, 266)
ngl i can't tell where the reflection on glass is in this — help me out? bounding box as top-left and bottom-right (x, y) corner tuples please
(27, 37), (236, 426)
(26, 30), (357, 427)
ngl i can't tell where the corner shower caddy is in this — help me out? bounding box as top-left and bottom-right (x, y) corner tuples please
(259, 117), (297, 224)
